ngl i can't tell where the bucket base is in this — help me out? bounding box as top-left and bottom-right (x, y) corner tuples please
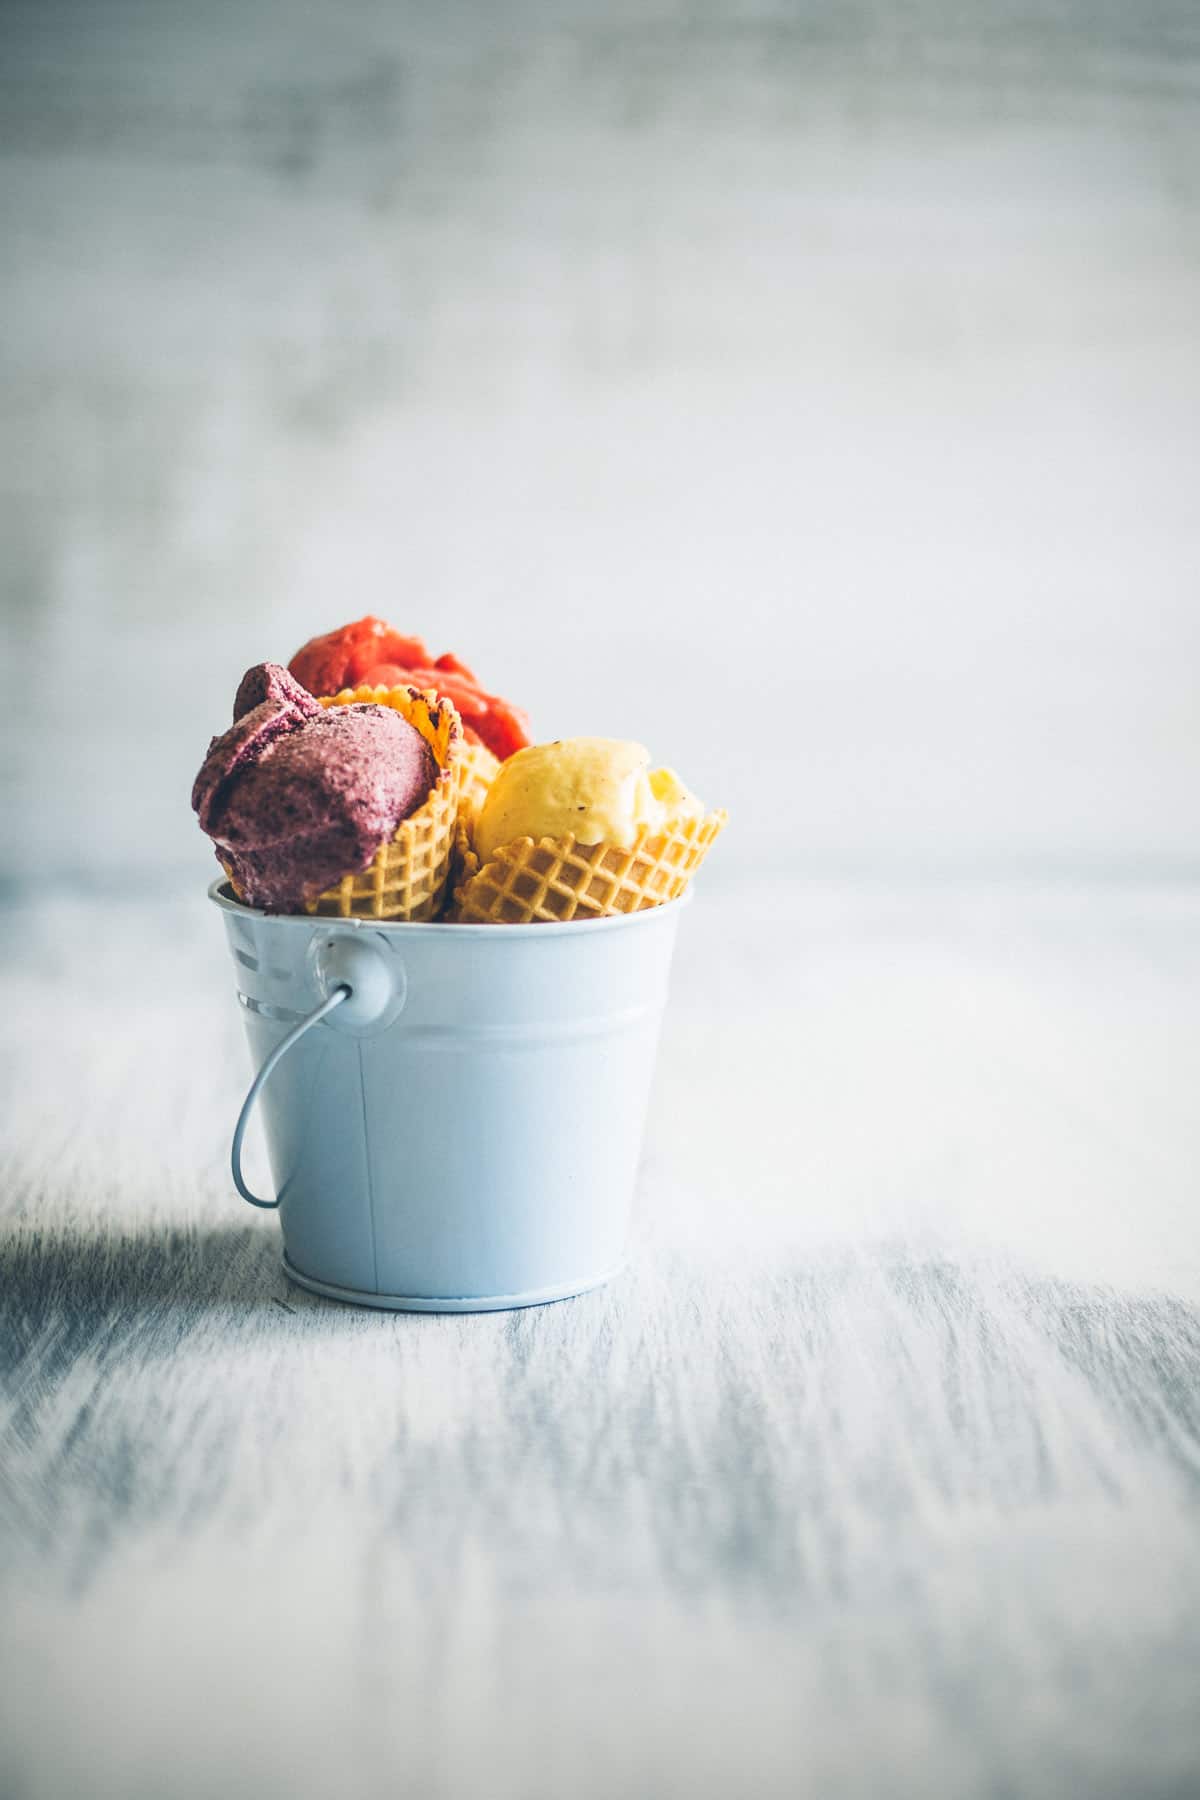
(281, 1252), (623, 1314)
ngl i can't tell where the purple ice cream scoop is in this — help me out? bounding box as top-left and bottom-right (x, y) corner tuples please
(192, 663), (439, 911)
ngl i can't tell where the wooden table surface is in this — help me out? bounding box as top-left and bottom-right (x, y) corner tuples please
(2, 877), (1198, 1798)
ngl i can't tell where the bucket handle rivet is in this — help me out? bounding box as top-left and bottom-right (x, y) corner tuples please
(313, 935), (403, 1028)
(231, 984), (350, 1210)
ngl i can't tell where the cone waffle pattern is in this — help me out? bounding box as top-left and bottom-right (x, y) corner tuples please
(459, 739), (500, 824)
(452, 809), (727, 924)
(448, 742), (502, 899)
(304, 685), (464, 920)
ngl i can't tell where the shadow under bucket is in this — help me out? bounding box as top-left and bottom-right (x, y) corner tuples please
(210, 879), (688, 1312)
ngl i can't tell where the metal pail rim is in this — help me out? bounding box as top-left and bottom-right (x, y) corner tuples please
(207, 878), (692, 938)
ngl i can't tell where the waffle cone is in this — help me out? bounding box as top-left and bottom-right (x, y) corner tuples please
(301, 685), (465, 920)
(451, 809), (727, 925)
(459, 739), (500, 824)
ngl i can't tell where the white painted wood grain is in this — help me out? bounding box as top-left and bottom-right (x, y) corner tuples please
(2, 879), (1199, 1798)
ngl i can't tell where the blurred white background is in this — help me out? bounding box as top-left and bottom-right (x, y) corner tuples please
(2, 0), (1198, 888)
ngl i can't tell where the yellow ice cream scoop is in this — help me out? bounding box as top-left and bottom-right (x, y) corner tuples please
(473, 737), (703, 864)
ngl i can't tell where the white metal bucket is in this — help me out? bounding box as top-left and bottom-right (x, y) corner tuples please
(210, 879), (688, 1312)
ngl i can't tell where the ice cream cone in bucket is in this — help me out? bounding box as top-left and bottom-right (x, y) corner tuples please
(451, 736), (726, 924)
(201, 666), (467, 924)
(212, 881), (689, 1311)
(307, 684), (463, 921)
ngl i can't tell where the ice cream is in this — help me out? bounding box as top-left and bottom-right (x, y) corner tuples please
(194, 637), (723, 927)
(288, 617), (531, 762)
(473, 738), (703, 865)
(452, 736), (723, 924)
(193, 663), (440, 912)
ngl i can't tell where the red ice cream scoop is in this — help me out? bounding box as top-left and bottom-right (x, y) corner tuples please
(288, 617), (531, 763)
(192, 663), (438, 913)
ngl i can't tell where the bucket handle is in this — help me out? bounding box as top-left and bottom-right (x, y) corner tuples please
(231, 984), (351, 1209)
